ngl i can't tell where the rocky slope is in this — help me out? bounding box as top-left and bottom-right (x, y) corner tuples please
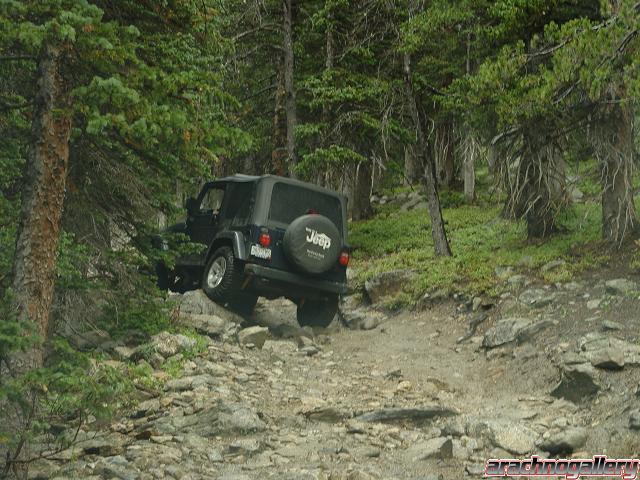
(34, 268), (640, 480)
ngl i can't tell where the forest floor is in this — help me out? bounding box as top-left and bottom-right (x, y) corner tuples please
(34, 257), (640, 480)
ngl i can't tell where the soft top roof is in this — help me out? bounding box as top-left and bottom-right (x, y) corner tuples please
(215, 174), (346, 200)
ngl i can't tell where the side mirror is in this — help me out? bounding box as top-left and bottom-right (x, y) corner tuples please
(185, 197), (198, 214)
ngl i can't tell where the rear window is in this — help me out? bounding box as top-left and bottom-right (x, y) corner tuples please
(269, 182), (343, 230)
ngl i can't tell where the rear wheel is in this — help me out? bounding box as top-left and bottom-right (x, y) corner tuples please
(202, 246), (243, 305)
(296, 295), (339, 328)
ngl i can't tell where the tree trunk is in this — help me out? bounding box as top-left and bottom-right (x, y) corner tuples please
(462, 132), (477, 203)
(462, 34), (476, 203)
(283, 0), (297, 176)
(593, 97), (638, 244)
(519, 138), (560, 239)
(271, 66), (287, 176)
(317, 17), (334, 187)
(403, 146), (420, 186)
(4, 42), (71, 479)
(403, 53), (452, 257)
(434, 121), (455, 187)
(351, 161), (373, 221)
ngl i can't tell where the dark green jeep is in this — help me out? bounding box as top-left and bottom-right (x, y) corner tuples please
(155, 174), (350, 327)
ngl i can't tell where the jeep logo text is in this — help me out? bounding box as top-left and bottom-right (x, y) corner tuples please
(305, 228), (331, 250)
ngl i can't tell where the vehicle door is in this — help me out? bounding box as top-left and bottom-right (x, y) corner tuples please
(187, 184), (226, 250)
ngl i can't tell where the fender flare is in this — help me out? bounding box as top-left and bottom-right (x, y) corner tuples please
(205, 231), (247, 263)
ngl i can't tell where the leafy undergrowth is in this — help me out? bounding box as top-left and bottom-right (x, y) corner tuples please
(349, 193), (621, 307)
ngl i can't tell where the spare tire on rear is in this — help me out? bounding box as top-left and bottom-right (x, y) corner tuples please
(283, 214), (341, 274)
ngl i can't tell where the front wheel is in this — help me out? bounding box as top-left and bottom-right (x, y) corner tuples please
(297, 295), (339, 328)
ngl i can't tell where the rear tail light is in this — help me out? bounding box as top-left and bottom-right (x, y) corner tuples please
(259, 233), (271, 247)
(339, 251), (350, 267)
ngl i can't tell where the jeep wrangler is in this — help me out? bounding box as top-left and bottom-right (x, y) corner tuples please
(155, 174), (349, 327)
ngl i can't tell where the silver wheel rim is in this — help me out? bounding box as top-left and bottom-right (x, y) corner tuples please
(207, 257), (227, 289)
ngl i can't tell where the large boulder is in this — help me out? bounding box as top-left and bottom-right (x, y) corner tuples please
(578, 332), (640, 367)
(175, 290), (244, 324)
(152, 400), (266, 437)
(519, 288), (558, 308)
(178, 313), (228, 337)
(238, 326), (269, 348)
(605, 278), (638, 296)
(551, 363), (600, 403)
(482, 317), (551, 349)
(538, 427), (587, 455)
(364, 270), (416, 304)
(144, 332), (197, 359)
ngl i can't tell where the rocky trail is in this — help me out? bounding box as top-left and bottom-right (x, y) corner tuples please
(36, 267), (640, 480)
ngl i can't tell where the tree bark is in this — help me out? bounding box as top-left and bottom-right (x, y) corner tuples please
(462, 132), (477, 203)
(593, 96), (638, 244)
(283, 0), (297, 176)
(403, 145), (421, 185)
(519, 137), (560, 239)
(403, 53), (452, 257)
(434, 121), (455, 187)
(4, 41), (71, 479)
(271, 66), (287, 176)
(351, 161), (373, 221)
(317, 16), (334, 187)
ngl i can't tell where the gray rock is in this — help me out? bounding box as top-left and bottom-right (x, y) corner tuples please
(360, 317), (380, 331)
(416, 289), (449, 310)
(164, 374), (216, 391)
(541, 259), (566, 272)
(153, 401), (266, 437)
(177, 290), (244, 324)
(238, 326), (269, 348)
(605, 278), (638, 296)
(629, 410), (640, 430)
(507, 275), (528, 287)
(68, 329), (112, 351)
(495, 266), (515, 279)
(404, 437), (453, 461)
(519, 288), (558, 308)
(482, 317), (551, 348)
(579, 332), (640, 366)
(364, 270), (416, 304)
(304, 406), (347, 423)
(587, 299), (602, 310)
(146, 332), (197, 359)
(602, 320), (623, 331)
(538, 427), (587, 455)
(179, 313), (228, 337)
(571, 187), (584, 203)
(551, 363), (600, 403)
(355, 405), (457, 423)
(488, 422), (537, 455)
(112, 346), (136, 361)
(590, 348), (625, 370)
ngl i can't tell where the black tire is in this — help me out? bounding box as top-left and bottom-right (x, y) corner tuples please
(156, 262), (170, 291)
(296, 295), (339, 328)
(201, 246), (243, 305)
(283, 214), (341, 274)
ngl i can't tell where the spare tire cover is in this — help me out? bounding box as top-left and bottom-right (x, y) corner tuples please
(283, 214), (341, 274)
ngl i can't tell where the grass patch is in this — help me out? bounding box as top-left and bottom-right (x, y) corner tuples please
(350, 195), (608, 304)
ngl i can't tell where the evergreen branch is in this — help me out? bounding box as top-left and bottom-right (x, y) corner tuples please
(0, 101), (33, 112)
(0, 55), (36, 62)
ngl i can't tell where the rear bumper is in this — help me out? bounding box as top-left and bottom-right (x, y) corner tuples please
(243, 264), (348, 296)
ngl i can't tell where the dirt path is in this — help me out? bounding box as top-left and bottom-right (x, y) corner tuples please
(36, 272), (640, 480)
